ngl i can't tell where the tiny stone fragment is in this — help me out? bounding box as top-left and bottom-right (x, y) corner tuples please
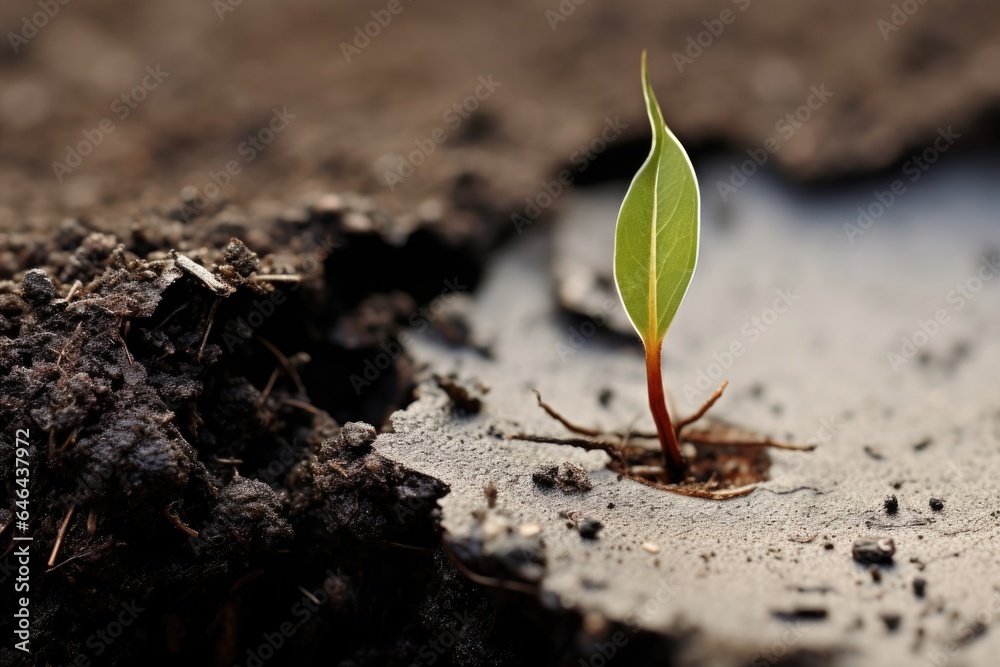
(224, 237), (260, 277)
(641, 542), (661, 554)
(929, 498), (944, 511)
(884, 495), (898, 514)
(852, 537), (895, 565)
(518, 523), (541, 537)
(913, 577), (927, 598)
(340, 421), (377, 450)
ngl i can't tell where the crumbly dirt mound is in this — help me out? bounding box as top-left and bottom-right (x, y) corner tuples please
(0, 203), (492, 665)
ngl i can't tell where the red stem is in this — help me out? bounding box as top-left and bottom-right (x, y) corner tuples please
(645, 341), (686, 483)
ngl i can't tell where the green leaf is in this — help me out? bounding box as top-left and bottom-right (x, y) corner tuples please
(614, 51), (700, 347)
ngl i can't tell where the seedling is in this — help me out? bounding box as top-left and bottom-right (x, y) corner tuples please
(613, 51), (699, 483)
(512, 53), (813, 498)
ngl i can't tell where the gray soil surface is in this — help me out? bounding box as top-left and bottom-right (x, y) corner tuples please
(376, 159), (1000, 667)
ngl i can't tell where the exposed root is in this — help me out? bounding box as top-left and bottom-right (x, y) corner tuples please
(676, 380), (729, 431)
(514, 383), (812, 499)
(508, 433), (624, 466)
(196, 297), (221, 361)
(530, 390), (602, 437)
(681, 429), (815, 451)
(48, 504), (77, 568)
(258, 337), (308, 397)
(165, 507), (199, 538)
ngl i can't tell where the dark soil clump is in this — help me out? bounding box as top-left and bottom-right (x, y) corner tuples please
(531, 463), (593, 494)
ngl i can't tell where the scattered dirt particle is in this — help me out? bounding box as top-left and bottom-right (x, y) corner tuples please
(772, 608), (828, 622)
(597, 387), (613, 407)
(531, 462), (592, 493)
(852, 537), (896, 565)
(929, 498), (944, 511)
(863, 445), (885, 461)
(913, 438), (933, 451)
(578, 518), (602, 540)
(434, 373), (482, 413)
(824, 543), (835, 551)
(881, 614), (902, 632)
(869, 566), (882, 583)
(606, 502), (615, 510)
(913, 577), (927, 598)
(484, 481), (498, 508)
(884, 495), (899, 515)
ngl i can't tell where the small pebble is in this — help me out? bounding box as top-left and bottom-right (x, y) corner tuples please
(578, 518), (602, 540)
(852, 537), (895, 565)
(641, 542), (661, 554)
(913, 577), (927, 598)
(519, 523), (541, 537)
(884, 495), (899, 515)
(340, 422), (377, 449)
(929, 498), (944, 511)
(881, 614), (902, 632)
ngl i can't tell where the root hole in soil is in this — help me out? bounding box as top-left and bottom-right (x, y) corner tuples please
(511, 382), (814, 500)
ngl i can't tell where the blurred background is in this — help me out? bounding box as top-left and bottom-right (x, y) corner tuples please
(3, 0), (999, 237)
